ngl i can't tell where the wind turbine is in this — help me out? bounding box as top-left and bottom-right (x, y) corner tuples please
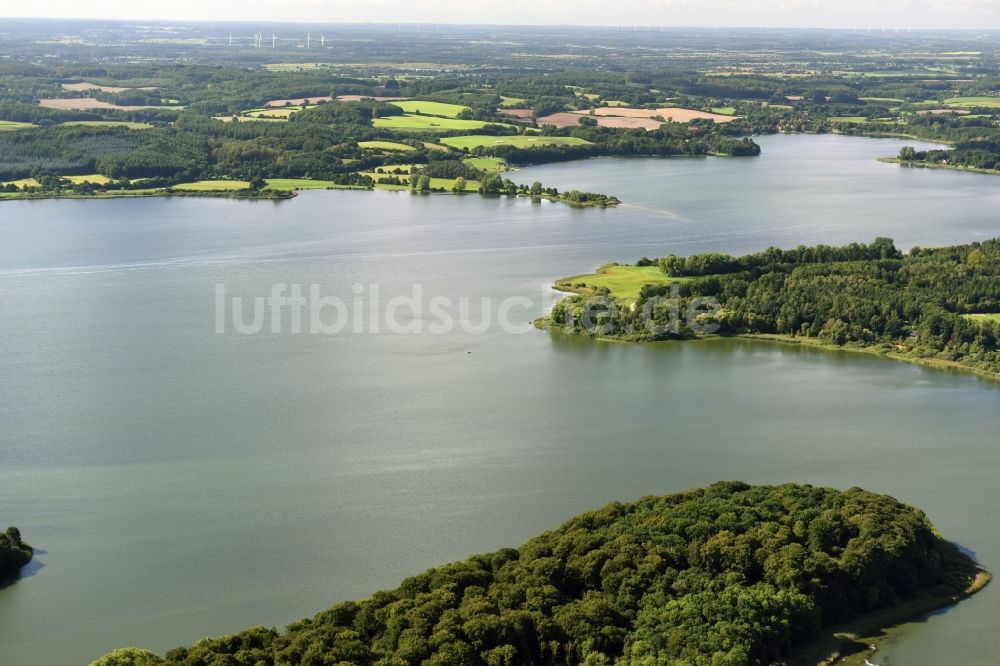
(272, 33), (277, 49)
(307, 32), (311, 48)
(320, 34), (326, 47)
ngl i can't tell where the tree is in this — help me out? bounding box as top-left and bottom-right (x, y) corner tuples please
(452, 177), (467, 193)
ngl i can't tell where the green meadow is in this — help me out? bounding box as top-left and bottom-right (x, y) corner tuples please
(390, 100), (471, 117)
(373, 115), (511, 132)
(944, 97), (1000, 108)
(556, 264), (687, 304)
(365, 174), (481, 192)
(264, 178), (343, 190)
(463, 156), (509, 172)
(964, 313), (1000, 323)
(828, 116), (869, 123)
(710, 107), (737, 115)
(439, 135), (590, 150)
(358, 140), (417, 152)
(498, 96), (526, 108)
(0, 120), (35, 131)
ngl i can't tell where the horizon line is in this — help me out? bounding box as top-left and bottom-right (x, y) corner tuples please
(2, 17), (1000, 32)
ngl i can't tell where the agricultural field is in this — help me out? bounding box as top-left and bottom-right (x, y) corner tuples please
(373, 115), (511, 132)
(498, 96), (526, 107)
(0, 120), (35, 131)
(243, 105), (314, 118)
(964, 313), (1000, 323)
(1, 178), (41, 188)
(389, 100), (470, 117)
(555, 264), (687, 304)
(944, 97), (1000, 108)
(828, 116), (870, 123)
(38, 98), (177, 111)
(711, 107), (737, 115)
(263, 178), (363, 190)
(363, 172), (481, 192)
(264, 96), (333, 107)
(358, 140), (416, 152)
(439, 135), (590, 150)
(64, 174), (111, 184)
(61, 121), (153, 129)
(172, 180), (250, 191)
(463, 156), (509, 172)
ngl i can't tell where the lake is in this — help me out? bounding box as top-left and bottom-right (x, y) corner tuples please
(1, 134), (999, 665)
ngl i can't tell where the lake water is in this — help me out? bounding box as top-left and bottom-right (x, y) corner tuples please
(1, 134), (1000, 665)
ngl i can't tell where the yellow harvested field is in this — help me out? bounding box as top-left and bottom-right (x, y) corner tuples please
(589, 107), (739, 122)
(1, 178), (42, 189)
(60, 82), (159, 93)
(38, 98), (174, 111)
(65, 174), (112, 184)
(538, 106), (738, 129)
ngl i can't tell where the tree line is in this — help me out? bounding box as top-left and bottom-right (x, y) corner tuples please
(550, 239), (1000, 377)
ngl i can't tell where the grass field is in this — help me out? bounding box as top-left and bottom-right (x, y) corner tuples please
(358, 140), (417, 152)
(498, 96), (526, 108)
(829, 116), (869, 123)
(373, 115), (511, 132)
(62, 121), (153, 129)
(861, 96), (906, 103)
(556, 264), (688, 304)
(710, 107), (737, 115)
(65, 174), (112, 184)
(365, 174), (481, 192)
(0, 120), (35, 131)
(440, 135), (590, 150)
(944, 97), (1000, 108)
(173, 180), (249, 191)
(964, 313), (1000, 323)
(243, 105), (315, 119)
(422, 142), (453, 152)
(264, 178), (340, 190)
(390, 100), (471, 117)
(463, 157), (509, 172)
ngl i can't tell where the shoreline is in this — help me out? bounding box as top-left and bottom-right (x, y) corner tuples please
(535, 320), (1000, 385)
(797, 563), (991, 666)
(878, 156), (1000, 176)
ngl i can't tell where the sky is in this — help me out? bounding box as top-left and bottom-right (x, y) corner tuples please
(3, 0), (1000, 29)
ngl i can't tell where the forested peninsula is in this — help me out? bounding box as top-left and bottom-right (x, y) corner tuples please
(542, 238), (1000, 380)
(0, 527), (33, 579)
(92, 482), (984, 666)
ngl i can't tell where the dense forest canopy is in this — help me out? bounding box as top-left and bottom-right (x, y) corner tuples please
(549, 239), (1000, 378)
(92, 482), (975, 666)
(0, 527), (32, 579)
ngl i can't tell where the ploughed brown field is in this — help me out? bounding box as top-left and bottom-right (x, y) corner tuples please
(265, 96), (333, 107)
(537, 106), (738, 129)
(496, 107), (533, 118)
(38, 98), (170, 111)
(60, 82), (159, 93)
(335, 95), (407, 102)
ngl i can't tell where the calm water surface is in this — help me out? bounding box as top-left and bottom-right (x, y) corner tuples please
(1, 135), (999, 665)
